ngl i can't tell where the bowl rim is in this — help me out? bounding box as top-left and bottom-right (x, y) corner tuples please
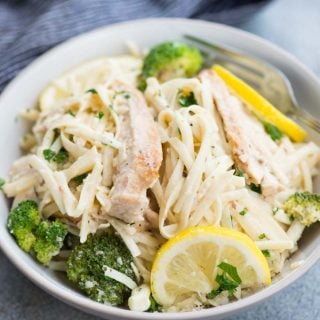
(1, 17), (320, 320)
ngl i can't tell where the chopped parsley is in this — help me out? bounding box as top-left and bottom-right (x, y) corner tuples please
(0, 178), (5, 189)
(262, 250), (271, 257)
(114, 91), (131, 99)
(234, 167), (244, 177)
(86, 88), (98, 94)
(206, 262), (241, 299)
(148, 295), (161, 312)
(263, 122), (283, 141)
(43, 148), (69, 164)
(72, 173), (88, 185)
(259, 233), (266, 240)
(218, 262), (241, 283)
(272, 207), (280, 216)
(249, 183), (262, 194)
(97, 111), (104, 119)
(178, 90), (197, 107)
(54, 149), (69, 164)
(123, 92), (131, 99)
(239, 208), (247, 216)
(43, 149), (56, 161)
(66, 109), (75, 117)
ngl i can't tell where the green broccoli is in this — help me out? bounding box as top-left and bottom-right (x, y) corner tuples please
(7, 200), (40, 252)
(66, 232), (136, 306)
(283, 192), (320, 226)
(33, 220), (68, 265)
(139, 41), (203, 89)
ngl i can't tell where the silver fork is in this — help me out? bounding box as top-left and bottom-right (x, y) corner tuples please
(185, 35), (320, 134)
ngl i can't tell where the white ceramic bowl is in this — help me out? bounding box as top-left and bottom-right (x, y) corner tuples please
(1, 18), (320, 320)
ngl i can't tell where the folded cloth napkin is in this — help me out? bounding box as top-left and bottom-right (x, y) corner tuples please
(0, 0), (269, 92)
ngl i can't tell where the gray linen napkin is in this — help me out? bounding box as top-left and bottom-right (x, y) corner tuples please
(0, 0), (268, 91)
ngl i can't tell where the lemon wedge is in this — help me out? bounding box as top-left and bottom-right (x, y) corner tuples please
(213, 64), (306, 142)
(39, 56), (142, 111)
(151, 226), (270, 307)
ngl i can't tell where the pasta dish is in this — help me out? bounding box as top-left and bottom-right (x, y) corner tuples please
(2, 41), (320, 312)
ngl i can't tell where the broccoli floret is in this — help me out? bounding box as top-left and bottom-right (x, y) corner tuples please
(33, 220), (68, 265)
(139, 42), (203, 89)
(66, 232), (136, 306)
(283, 192), (320, 226)
(7, 200), (40, 252)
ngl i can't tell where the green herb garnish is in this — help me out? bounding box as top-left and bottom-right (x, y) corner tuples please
(43, 149), (56, 161)
(263, 122), (283, 141)
(249, 183), (262, 194)
(239, 209), (247, 216)
(148, 295), (161, 312)
(259, 233), (266, 239)
(54, 149), (69, 164)
(43, 148), (69, 164)
(0, 178), (5, 189)
(206, 288), (221, 299)
(97, 111), (104, 119)
(114, 91), (131, 99)
(218, 262), (241, 283)
(272, 207), (280, 216)
(66, 110), (75, 117)
(72, 173), (88, 185)
(86, 88), (98, 94)
(206, 262), (241, 299)
(262, 250), (271, 257)
(234, 167), (244, 177)
(178, 90), (197, 107)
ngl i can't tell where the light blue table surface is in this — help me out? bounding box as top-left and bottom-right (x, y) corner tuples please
(1, 0), (320, 319)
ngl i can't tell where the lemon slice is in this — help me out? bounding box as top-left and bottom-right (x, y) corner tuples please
(39, 56), (142, 111)
(151, 226), (270, 307)
(213, 65), (306, 142)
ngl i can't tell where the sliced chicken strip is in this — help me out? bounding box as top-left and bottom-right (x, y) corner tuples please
(199, 70), (282, 196)
(108, 83), (162, 223)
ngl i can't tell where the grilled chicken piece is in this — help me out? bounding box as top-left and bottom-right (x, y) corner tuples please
(199, 70), (282, 196)
(108, 84), (162, 223)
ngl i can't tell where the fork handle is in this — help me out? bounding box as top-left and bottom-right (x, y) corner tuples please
(289, 108), (320, 134)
